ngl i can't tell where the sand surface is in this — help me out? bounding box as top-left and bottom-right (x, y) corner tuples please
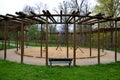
(0, 47), (120, 66)
(17, 47), (106, 59)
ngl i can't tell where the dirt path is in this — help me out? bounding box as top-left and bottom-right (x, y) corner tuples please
(0, 47), (120, 66)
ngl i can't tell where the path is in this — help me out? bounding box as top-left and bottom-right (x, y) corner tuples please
(0, 49), (120, 66)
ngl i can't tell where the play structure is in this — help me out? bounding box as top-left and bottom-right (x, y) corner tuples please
(0, 10), (120, 66)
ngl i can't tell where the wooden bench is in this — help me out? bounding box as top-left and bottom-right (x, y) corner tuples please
(49, 58), (73, 68)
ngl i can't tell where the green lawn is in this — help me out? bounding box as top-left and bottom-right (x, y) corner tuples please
(9, 40), (58, 47)
(0, 44), (16, 50)
(0, 59), (120, 80)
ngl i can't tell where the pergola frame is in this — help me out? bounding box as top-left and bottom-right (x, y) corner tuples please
(0, 10), (120, 66)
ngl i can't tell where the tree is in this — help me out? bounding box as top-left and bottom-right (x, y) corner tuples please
(23, 2), (49, 41)
(23, 5), (35, 15)
(94, 0), (120, 49)
(28, 24), (38, 41)
(54, 0), (92, 45)
(94, 0), (120, 17)
(35, 2), (48, 14)
(54, 1), (71, 45)
(49, 24), (57, 40)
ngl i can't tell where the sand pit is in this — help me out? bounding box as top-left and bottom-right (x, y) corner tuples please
(17, 47), (106, 59)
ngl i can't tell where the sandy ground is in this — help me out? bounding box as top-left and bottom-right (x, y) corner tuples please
(17, 47), (106, 59)
(0, 47), (120, 66)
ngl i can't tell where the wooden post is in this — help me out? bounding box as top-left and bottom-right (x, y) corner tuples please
(73, 16), (76, 66)
(40, 24), (43, 57)
(90, 24), (92, 56)
(104, 31), (107, 50)
(60, 10), (62, 23)
(102, 28), (105, 52)
(4, 21), (7, 60)
(115, 21), (117, 62)
(2, 39), (3, 50)
(21, 20), (24, 63)
(8, 31), (10, 48)
(18, 37), (20, 49)
(98, 21), (100, 64)
(17, 31), (19, 51)
(46, 17), (48, 66)
(25, 31), (28, 48)
(66, 23), (69, 58)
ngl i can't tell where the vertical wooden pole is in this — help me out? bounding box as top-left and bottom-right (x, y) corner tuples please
(8, 31), (10, 48)
(73, 16), (76, 66)
(25, 31), (28, 48)
(17, 31), (19, 51)
(104, 31), (107, 49)
(40, 24), (43, 57)
(115, 21), (117, 62)
(66, 23), (69, 58)
(2, 39), (3, 50)
(21, 20), (24, 63)
(4, 21), (7, 60)
(90, 24), (92, 56)
(1, 21), (4, 50)
(46, 17), (48, 66)
(18, 37), (20, 49)
(98, 21), (100, 64)
(60, 10), (62, 23)
(102, 29), (105, 52)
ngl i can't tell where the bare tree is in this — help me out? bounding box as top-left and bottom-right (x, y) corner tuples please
(56, 1), (72, 45)
(35, 2), (48, 14)
(23, 5), (35, 15)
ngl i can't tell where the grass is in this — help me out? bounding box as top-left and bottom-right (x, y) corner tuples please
(0, 59), (120, 80)
(0, 44), (16, 50)
(9, 40), (58, 47)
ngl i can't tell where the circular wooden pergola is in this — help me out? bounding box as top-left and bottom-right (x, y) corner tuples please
(0, 10), (120, 66)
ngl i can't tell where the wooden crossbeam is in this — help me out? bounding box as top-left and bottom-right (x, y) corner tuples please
(46, 10), (57, 23)
(30, 11), (46, 23)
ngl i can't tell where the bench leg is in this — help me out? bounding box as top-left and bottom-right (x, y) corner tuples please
(69, 62), (72, 68)
(50, 61), (52, 68)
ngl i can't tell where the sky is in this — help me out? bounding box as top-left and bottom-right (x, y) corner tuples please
(0, 0), (97, 15)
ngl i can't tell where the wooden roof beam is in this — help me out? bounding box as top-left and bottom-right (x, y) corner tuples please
(66, 11), (75, 23)
(42, 10), (54, 23)
(6, 14), (36, 24)
(0, 15), (9, 21)
(114, 16), (120, 21)
(89, 13), (104, 19)
(30, 11), (46, 23)
(75, 12), (91, 22)
(46, 10), (57, 23)
(77, 17), (92, 24)
(66, 11), (79, 23)
(77, 13), (104, 24)
(16, 12), (45, 24)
